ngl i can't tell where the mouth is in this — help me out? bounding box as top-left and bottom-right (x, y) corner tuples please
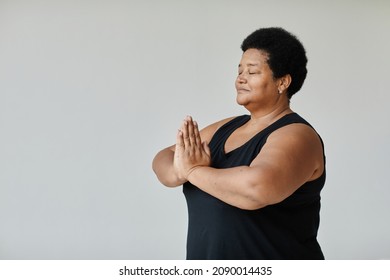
(236, 88), (250, 94)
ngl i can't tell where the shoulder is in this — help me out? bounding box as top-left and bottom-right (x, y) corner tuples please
(262, 122), (325, 180)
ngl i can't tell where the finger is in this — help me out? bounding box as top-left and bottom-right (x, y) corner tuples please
(181, 119), (191, 149)
(186, 116), (196, 147)
(193, 121), (202, 147)
(176, 129), (184, 149)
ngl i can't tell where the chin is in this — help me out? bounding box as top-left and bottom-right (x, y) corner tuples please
(236, 95), (249, 106)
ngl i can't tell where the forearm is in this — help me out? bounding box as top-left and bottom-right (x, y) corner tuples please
(152, 147), (186, 187)
(187, 166), (268, 210)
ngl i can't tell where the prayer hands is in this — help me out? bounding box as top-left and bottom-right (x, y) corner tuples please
(174, 116), (211, 182)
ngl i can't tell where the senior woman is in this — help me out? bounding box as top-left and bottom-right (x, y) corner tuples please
(152, 27), (326, 260)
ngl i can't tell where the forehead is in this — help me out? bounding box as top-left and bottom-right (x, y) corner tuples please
(239, 48), (269, 66)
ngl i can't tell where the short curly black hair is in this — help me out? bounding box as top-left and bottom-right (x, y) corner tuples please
(241, 27), (307, 99)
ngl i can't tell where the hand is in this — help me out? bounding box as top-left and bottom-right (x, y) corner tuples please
(173, 116), (211, 182)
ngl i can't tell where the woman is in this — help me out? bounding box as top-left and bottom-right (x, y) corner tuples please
(152, 27), (326, 260)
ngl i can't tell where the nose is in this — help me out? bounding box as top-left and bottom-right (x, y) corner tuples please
(236, 73), (247, 84)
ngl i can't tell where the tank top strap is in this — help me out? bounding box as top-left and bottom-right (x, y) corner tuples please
(259, 112), (312, 139)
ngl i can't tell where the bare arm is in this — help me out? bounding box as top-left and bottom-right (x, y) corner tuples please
(178, 118), (324, 210)
(152, 145), (183, 187)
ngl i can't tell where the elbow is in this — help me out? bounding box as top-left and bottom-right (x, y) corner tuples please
(152, 159), (183, 188)
(158, 176), (183, 188)
(238, 177), (270, 210)
(152, 165), (180, 188)
(241, 174), (291, 210)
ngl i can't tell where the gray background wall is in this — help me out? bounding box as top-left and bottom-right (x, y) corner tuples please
(1, 0), (389, 259)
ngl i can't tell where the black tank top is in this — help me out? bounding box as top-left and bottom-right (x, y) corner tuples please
(183, 113), (326, 259)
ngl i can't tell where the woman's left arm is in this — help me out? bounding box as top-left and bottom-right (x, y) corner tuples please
(177, 116), (324, 210)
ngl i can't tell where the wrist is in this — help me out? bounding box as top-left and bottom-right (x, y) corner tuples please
(174, 172), (187, 185)
(187, 166), (204, 183)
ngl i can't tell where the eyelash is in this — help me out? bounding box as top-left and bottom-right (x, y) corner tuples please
(238, 71), (259, 75)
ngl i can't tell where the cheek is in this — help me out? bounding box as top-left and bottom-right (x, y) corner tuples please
(255, 77), (274, 90)
(249, 78), (265, 90)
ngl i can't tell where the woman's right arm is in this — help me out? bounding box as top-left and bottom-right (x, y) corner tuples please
(152, 145), (185, 187)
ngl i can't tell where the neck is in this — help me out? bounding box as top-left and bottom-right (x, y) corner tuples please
(247, 103), (292, 125)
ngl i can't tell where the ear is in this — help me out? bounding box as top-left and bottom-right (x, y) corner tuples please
(278, 74), (292, 93)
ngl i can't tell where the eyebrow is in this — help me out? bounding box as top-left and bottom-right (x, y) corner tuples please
(238, 63), (260, 67)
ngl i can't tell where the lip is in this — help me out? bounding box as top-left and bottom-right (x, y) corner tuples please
(236, 88), (250, 93)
